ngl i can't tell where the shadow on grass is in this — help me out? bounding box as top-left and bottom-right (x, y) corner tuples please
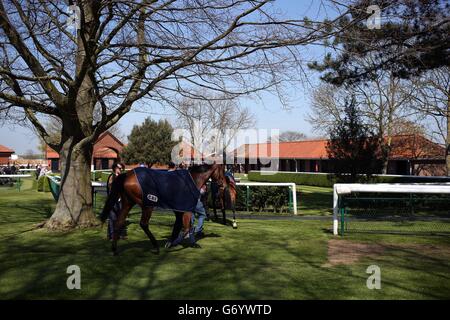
(0, 193), (449, 299)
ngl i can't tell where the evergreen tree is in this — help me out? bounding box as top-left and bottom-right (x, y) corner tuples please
(121, 118), (178, 168)
(309, 0), (449, 84)
(327, 97), (382, 182)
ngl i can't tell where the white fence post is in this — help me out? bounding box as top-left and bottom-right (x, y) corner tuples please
(333, 185), (339, 235)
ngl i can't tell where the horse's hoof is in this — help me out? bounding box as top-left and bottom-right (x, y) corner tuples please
(152, 248), (160, 255)
(232, 223), (238, 229)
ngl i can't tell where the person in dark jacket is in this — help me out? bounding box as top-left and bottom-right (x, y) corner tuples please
(107, 162), (128, 240)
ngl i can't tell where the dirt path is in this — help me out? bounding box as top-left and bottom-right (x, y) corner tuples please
(323, 239), (450, 267)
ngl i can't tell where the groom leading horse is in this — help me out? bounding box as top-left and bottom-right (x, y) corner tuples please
(100, 163), (227, 255)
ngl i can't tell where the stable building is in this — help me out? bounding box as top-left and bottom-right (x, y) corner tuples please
(233, 134), (446, 176)
(0, 144), (15, 165)
(46, 131), (124, 171)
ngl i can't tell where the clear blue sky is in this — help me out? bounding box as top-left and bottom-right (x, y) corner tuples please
(0, 0), (335, 154)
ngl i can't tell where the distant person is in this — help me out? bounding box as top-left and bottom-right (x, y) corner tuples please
(106, 162), (128, 240)
(35, 165), (41, 180)
(38, 166), (47, 178)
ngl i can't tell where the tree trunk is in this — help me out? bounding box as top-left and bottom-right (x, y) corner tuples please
(44, 1), (100, 229)
(45, 138), (98, 229)
(446, 93), (450, 176)
(379, 132), (391, 175)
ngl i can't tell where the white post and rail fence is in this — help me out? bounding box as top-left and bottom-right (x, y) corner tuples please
(333, 183), (450, 236)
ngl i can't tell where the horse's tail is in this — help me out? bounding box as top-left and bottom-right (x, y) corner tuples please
(100, 173), (127, 223)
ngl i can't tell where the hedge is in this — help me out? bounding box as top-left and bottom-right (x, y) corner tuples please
(236, 185), (291, 213)
(37, 175), (50, 192)
(248, 171), (336, 187)
(248, 171), (450, 188)
(207, 184), (292, 214)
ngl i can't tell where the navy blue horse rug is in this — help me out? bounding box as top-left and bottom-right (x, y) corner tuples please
(133, 167), (200, 212)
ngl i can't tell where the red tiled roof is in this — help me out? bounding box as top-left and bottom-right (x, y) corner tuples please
(97, 131), (124, 147)
(46, 146), (59, 159)
(47, 146), (120, 159)
(0, 144), (14, 153)
(233, 135), (445, 160)
(46, 131), (124, 159)
(388, 134), (445, 160)
(234, 139), (328, 159)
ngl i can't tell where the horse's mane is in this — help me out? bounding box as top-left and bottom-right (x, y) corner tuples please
(188, 163), (215, 174)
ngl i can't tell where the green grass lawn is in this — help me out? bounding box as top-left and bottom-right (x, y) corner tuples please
(0, 178), (449, 299)
(296, 185), (332, 215)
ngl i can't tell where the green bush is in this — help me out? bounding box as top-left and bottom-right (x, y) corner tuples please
(248, 171), (336, 187)
(101, 172), (112, 182)
(236, 185), (291, 213)
(248, 171), (450, 187)
(37, 175), (50, 192)
(209, 184), (292, 214)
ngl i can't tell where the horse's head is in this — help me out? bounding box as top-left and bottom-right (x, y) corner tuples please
(210, 163), (227, 190)
(188, 162), (227, 190)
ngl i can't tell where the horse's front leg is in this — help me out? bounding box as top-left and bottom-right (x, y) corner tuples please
(231, 191), (237, 229)
(167, 211), (193, 248)
(232, 210), (237, 228)
(212, 190), (218, 221)
(220, 188), (227, 225)
(166, 211), (183, 248)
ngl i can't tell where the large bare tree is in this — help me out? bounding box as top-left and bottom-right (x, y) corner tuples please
(0, 0), (349, 229)
(270, 130), (307, 142)
(173, 94), (255, 161)
(411, 67), (450, 174)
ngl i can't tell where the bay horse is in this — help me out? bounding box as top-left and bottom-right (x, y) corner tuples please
(211, 171), (237, 228)
(100, 163), (227, 255)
